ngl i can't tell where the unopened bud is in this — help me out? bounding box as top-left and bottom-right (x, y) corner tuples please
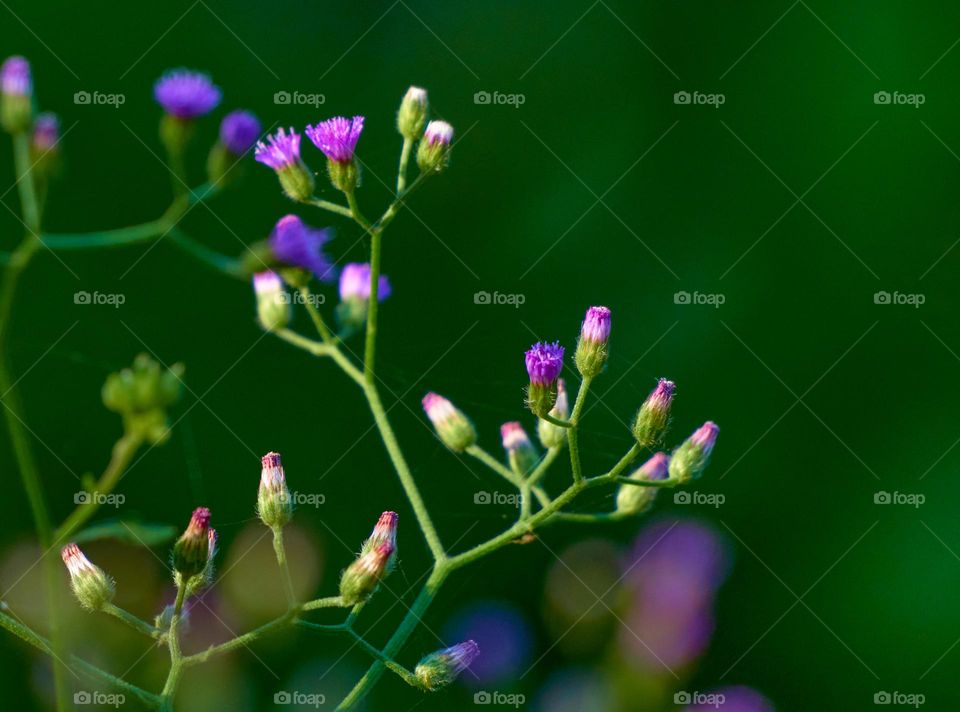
(616, 452), (670, 514)
(360, 511), (398, 574)
(574, 306), (611, 378)
(525, 341), (564, 417)
(632, 379), (675, 448)
(537, 378), (569, 449)
(101, 354), (184, 444)
(61, 543), (114, 611)
(172, 507), (211, 579)
(253, 271), (290, 332)
(258, 451), (293, 528)
(31, 112), (61, 175)
(397, 86), (429, 140)
(1, 56), (32, 133)
(339, 542), (394, 605)
(669, 421), (719, 483)
(501, 422), (539, 477)
(208, 110), (261, 184)
(415, 640), (480, 691)
(416, 120), (453, 174)
(422, 392), (477, 451)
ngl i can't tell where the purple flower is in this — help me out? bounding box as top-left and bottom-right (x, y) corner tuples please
(254, 127), (303, 171)
(339, 263), (391, 302)
(525, 341), (564, 386)
(580, 306), (611, 345)
(32, 112), (59, 152)
(219, 110), (261, 154)
(306, 115), (364, 163)
(1, 56), (30, 97)
(690, 420), (719, 455)
(423, 120), (453, 146)
(153, 69), (221, 119)
(268, 214), (336, 282)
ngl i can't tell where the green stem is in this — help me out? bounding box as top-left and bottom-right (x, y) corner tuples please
(396, 138), (413, 194)
(363, 227), (382, 379)
(272, 329), (365, 386)
(539, 413), (572, 428)
(102, 603), (160, 638)
(297, 285), (335, 343)
(160, 584), (187, 710)
(567, 376), (593, 483)
(167, 227), (244, 278)
(465, 444), (521, 487)
(271, 526), (298, 609)
(608, 475), (681, 488)
(183, 609), (298, 667)
(301, 595), (346, 612)
(306, 196), (354, 219)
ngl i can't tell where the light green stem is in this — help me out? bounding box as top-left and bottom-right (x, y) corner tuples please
(396, 137), (413, 194)
(159, 583), (187, 710)
(306, 196), (354, 218)
(102, 603), (160, 638)
(465, 444), (521, 487)
(567, 376), (593, 483)
(297, 285), (335, 343)
(271, 525), (298, 609)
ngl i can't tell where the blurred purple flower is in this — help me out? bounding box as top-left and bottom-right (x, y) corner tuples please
(444, 601), (534, 684)
(153, 69), (221, 118)
(219, 110), (261, 154)
(268, 214), (336, 282)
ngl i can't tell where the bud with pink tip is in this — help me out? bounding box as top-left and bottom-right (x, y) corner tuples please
(172, 507), (212, 579)
(632, 378), (675, 448)
(253, 271), (290, 332)
(501, 422), (539, 477)
(422, 392), (477, 451)
(340, 542), (395, 605)
(537, 378), (569, 449)
(61, 543), (114, 611)
(415, 640), (480, 691)
(525, 341), (565, 417)
(616, 452), (670, 514)
(669, 421), (719, 483)
(574, 306), (611, 378)
(258, 451), (293, 528)
(360, 511), (398, 573)
(1, 56), (32, 133)
(397, 86), (428, 140)
(417, 120), (453, 173)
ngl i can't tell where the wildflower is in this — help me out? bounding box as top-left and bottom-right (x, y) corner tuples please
(415, 640), (480, 691)
(268, 214), (337, 282)
(397, 86), (428, 140)
(501, 422), (539, 477)
(416, 120), (453, 174)
(153, 69), (221, 119)
(255, 127), (315, 201)
(422, 392), (477, 452)
(360, 511), (398, 574)
(258, 451), (293, 528)
(0, 56), (32, 133)
(208, 110), (261, 183)
(61, 543), (114, 611)
(340, 542), (394, 605)
(525, 341), (564, 417)
(306, 115), (364, 192)
(537, 378), (569, 449)
(669, 421), (719, 483)
(32, 112), (59, 152)
(252, 271), (290, 332)
(616, 452), (670, 514)
(172, 507), (212, 580)
(632, 379), (675, 448)
(574, 306), (611, 378)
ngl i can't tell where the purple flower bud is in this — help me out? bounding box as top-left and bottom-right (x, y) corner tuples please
(525, 341), (564, 387)
(423, 120), (453, 147)
(575, 305), (611, 377)
(255, 127), (303, 171)
(581, 306), (611, 344)
(501, 422), (539, 477)
(252, 271), (290, 332)
(616, 452), (670, 514)
(1, 56), (31, 97)
(32, 112), (59, 152)
(219, 109), (261, 154)
(306, 115), (364, 164)
(415, 640), (480, 691)
(268, 214), (337, 282)
(670, 421), (720, 483)
(690, 420), (719, 454)
(153, 69), (221, 119)
(172, 507), (212, 578)
(258, 451), (292, 527)
(361, 511), (399, 573)
(632, 378), (675, 447)
(417, 120), (454, 173)
(423, 392), (477, 451)
(339, 262), (391, 303)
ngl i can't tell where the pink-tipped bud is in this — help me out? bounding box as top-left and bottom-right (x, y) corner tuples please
(1, 56), (32, 133)
(415, 640), (480, 691)
(616, 452), (670, 514)
(575, 306), (611, 378)
(61, 543), (114, 611)
(537, 378), (570, 449)
(422, 392), (477, 452)
(258, 451), (293, 528)
(172, 507), (212, 579)
(669, 421), (719, 483)
(417, 120), (453, 173)
(253, 271), (290, 332)
(632, 378), (675, 448)
(501, 422), (539, 477)
(361, 511), (399, 573)
(340, 542), (395, 605)
(397, 86), (429, 140)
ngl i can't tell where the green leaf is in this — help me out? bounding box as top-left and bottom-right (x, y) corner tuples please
(73, 520), (177, 547)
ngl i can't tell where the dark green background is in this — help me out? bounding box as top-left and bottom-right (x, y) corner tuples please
(2, 1), (959, 710)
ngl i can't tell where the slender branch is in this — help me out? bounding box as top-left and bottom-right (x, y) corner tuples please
(182, 609), (298, 667)
(167, 227), (244, 278)
(102, 603), (160, 638)
(271, 526), (298, 608)
(159, 583), (187, 710)
(301, 595), (346, 612)
(539, 413), (572, 428)
(566, 376), (593, 483)
(465, 445), (521, 487)
(608, 475), (681, 489)
(297, 285), (335, 343)
(306, 196), (353, 218)
(396, 137), (413, 194)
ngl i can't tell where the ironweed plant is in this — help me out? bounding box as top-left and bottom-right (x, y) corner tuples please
(0, 60), (720, 710)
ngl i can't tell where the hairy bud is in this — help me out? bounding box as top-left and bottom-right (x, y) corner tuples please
(632, 379), (675, 448)
(616, 452), (670, 514)
(415, 640), (480, 691)
(172, 507), (212, 580)
(574, 306), (611, 378)
(397, 86), (428, 141)
(340, 542), (394, 605)
(422, 392), (477, 452)
(537, 378), (569, 449)
(669, 421), (719, 483)
(525, 341), (564, 417)
(501, 422), (539, 477)
(258, 451), (293, 528)
(61, 543), (114, 611)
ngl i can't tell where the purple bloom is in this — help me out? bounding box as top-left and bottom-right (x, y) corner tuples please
(1, 56), (30, 97)
(339, 263), (391, 302)
(423, 119), (453, 146)
(219, 110), (261, 154)
(580, 305), (611, 345)
(268, 214), (336, 282)
(525, 341), (564, 386)
(32, 112), (59, 152)
(637, 452), (670, 481)
(153, 69), (221, 119)
(254, 127), (302, 171)
(306, 115), (364, 163)
(691, 420), (719, 455)
(646, 378), (675, 413)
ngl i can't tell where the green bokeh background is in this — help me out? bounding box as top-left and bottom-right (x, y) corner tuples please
(2, 1), (959, 709)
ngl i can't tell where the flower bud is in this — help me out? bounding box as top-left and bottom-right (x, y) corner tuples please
(415, 640), (480, 691)
(537, 378), (569, 449)
(669, 421), (719, 483)
(360, 511), (398, 574)
(31, 112), (61, 176)
(336, 262), (392, 330)
(258, 451), (293, 528)
(501, 422), (539, 477)
(252, 271), (290, 332)
(339, 542), (394, 605)
(616, 452), (670, 515)
(61, 543), (115, 611)
(397, 86), (428, 140)
(574, 306), (611, 378)
(172, 507), (212, 580)
(416, 120), (453, 174)
(208, 109), (261, 184)
(255, 127), (315, 201)
(525, 341), (565, 417)
(101, 354), (184, 444)
(632, 379), (675, 448)
(422, 392), (477, 452)
(185, 527), (219, 595)
(1, 56), (32, 133)
(306, 116), (364, 193)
